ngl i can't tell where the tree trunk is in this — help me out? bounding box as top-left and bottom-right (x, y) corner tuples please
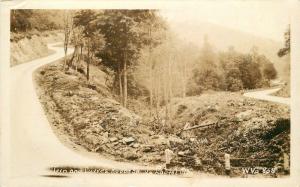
(79, 44), (83, 72)
(86, 40), (90, 81)
(163, 62), (168, 119)
(148, 26), (153, 115)
(123, 52), (128, 107)
(69, 45), (78, 68)
(118, 62), (123, 105)
(149, 65), (153, 115)
(167, 54), (173, 122)
(64, 37), (68, 70)
(75, 46), (80, 71)
(183, 59), (187, 97)
(155, 70), (160, 118)
(63, 11), (73, 70)
(63, 16), (69, 70)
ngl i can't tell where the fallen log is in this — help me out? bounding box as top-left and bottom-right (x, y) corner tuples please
(176, 121), (217, 136)
(182, 122), (217, 131)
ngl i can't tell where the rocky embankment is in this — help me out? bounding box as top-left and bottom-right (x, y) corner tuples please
(273, 83), (290, 98)
(10, 31), (63, 67)
(34, 61), (290, 176)
(167, 93), (290, 175)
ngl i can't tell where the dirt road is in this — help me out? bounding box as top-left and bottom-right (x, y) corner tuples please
(243, 87), (290, 106)
(7, 43), (218, 187)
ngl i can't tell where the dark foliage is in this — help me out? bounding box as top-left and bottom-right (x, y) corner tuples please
(278, 26), (290, 57)
(10, 9), (63, 32)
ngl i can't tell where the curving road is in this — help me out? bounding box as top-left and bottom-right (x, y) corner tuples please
(8, 43), (217, 187)
(243, 87), (290, 106)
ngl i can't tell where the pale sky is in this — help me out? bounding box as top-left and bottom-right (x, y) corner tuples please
(160, 1), (290, 42)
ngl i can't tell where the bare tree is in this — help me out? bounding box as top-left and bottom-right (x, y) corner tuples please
(63, 10), (73, 70)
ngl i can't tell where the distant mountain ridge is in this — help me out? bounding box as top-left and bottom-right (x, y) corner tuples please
(169, 21), (288, 78)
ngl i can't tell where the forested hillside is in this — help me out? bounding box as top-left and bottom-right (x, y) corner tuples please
(168, 21), (290, 80)
(11, 9), (64, 33)
(53, 10), (279, 109)
(10, 10), (65, 66)
(10, 9), (282, 96)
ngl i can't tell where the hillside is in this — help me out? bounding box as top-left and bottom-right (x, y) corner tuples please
(10, 9), (65, 67)
(169, 21), (289, 78)
(11, 9), (64, 32)
(10, 31), (63, 67)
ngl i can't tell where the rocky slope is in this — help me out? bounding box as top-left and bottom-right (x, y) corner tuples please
(10, 31), (63, 67)
(34, 61), (290, 177)
(273, 83), (290, 98)
(167, 93), (290, 175)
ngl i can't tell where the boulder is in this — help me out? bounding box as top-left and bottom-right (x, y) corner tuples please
(99, 132), (109, 143)
(122, 137), (135, 144)
(109, 137), (118, 142)
(168, 136), (184, 144)
(84, 134), (99, 145)
(123, 152), (139, 160)
(178, 151), (186, 157)
(207, 105), (219, 112)
(189, 138), (196, 142)
(132, 143), (140, 148)
(235, 110), (253, 122)
(103, 132), (109, 138)
(142, 145), (154, 152)
(178, 150), (191, 157)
